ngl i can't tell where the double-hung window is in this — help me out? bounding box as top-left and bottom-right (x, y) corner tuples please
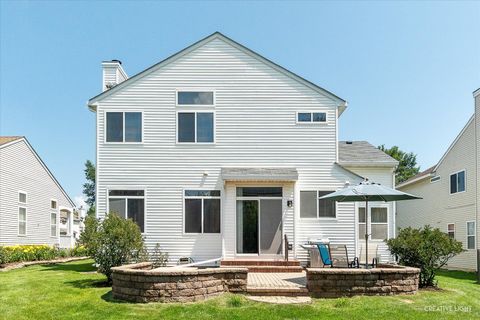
(297, 112), (327, 123)
(50, 212), (57, 237)
(18, 207), (27, 236)
(177, 91), (215, 143)
(184, 190), (221, 234)
(108, 190), (145, 232)
(447, 223), (455, 239)
(358, 206), (388, 240)
(106, 112), (142, 142)
(300, 191), (336, 218)
(467, 221), (475, 250)
(450, 170), (465, 194)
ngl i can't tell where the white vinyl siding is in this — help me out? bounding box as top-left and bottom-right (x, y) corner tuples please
(0, 139), (73, 246)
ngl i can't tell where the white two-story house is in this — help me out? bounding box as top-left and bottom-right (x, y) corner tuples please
(87, 32), (398, 266)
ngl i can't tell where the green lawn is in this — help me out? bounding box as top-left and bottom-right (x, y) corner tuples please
(0, 259), (478, 320)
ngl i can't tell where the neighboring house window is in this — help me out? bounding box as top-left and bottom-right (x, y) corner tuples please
(184, 190), (221, 234)
(430, 176), (440, 183)
(177, 112), (214, 143)
(18, 207), (26, 236)
(358, 207), (388, 240)
(447, 223), (455, 239)
(19, 192), (27, 204)
(106, 112), (142, 143)
(108, 190), (145, 232)
(177, 91), (214, 105)
(300, 191), (336, 218)
(297, 112), (327, 123)
(450, 170), (465, 194)
(467, 221), (475, 250)
(50, 212), (57, 237)
(51, 200), (57, 209)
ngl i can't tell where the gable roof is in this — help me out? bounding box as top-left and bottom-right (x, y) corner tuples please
(0, 136), (75, 207)
(0, 136), (22, 146)
(338, 141), (399, 167)
(396, 166), (435, 188)
(88, 32), (347, 113)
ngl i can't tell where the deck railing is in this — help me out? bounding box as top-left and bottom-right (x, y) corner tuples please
(284, 234), (289, 261)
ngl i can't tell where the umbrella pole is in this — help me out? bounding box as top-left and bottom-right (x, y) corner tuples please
(365, 198), (369, 269)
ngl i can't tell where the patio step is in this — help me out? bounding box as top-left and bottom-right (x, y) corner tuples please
(247, 286), (309, 296)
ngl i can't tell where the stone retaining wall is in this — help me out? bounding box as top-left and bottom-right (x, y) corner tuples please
(111, 262), (248, 303)
(307, 265), (420, 298)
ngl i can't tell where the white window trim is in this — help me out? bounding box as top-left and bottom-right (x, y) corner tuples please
(50, 211), (58, 238)
(50, 198), (58, 210)
(357, 204), (389, 241)
(299, 190), (337, 220)
(18, 191), (27, 204)
(449, 169), (466, 195)
(176, 110), (216, 144)
(176, 89), (216, 107)
(447, 223), (455, 239)
(295, 111), (328, 124)
(183, 188), (221, 235)
(466, 221), (476, 250)
(106, 188), (147, 234)
(18, 206), (27, 236)
(104, 110), (144, 144)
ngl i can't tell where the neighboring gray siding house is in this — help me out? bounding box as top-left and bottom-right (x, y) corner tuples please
(87, 32), (398, 265)
(397, 90), (479, 271)
(0, 136), (77, 248)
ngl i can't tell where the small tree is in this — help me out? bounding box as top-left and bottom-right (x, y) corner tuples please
(386, 226), (464, 287)
(82, 213), (146, 283)
(82, 160), (96, 216)
(378, 145), (420, 184)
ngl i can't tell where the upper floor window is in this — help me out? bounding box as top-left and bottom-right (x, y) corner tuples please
(177, 112), (214, 143)
(300, 191), (336, 218)
(108, 190), (145, 232)
(177, 91), (214, 105)
(297, 112), (326, 123)
(184, 190), (221, 234)
(19, 192), (27, 204)
(51, 200), (57, 209)
(447, 223), (455, 239)
(450, 170), (465, 194)
(106, 112), (142, 143)
(467, 221), (475, 250)
(430, 176), (440, 183)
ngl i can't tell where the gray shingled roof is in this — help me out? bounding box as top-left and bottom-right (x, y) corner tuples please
(338, 141), (398, 166)
(221, 167), (298, 181)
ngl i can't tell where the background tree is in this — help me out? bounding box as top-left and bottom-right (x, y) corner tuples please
(83, 160), (96, 216)
(378, 145), (420, 184)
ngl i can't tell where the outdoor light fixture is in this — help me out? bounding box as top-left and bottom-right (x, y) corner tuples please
(287, 199), (293, 208)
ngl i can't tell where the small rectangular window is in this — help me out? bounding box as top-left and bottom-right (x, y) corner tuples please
(50, 212), (57, 237)
(51, 200), (57, 209)
(236, 187), (282, 197)
(318, 191), (336, 218)
(18, 207), (26, 235)
(184, 190), (221, 234)
(106, 112), (142, 143)
(430, 176), (440, 183)
(177, 91), (214, 105)
(447, 223), (455, 239)
(450, 170), (466, 194)
(467, 221), (475, 249)
(19, 192), (27, 204)
(108, 190), (145, 232)
(297, 112), (327, 123)
(178, 112), (214, 143)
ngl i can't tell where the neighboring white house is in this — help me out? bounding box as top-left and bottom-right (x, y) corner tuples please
(397, 90), (479, 272)
(0, 136), (81, 248)
(87, 32), (398, 265)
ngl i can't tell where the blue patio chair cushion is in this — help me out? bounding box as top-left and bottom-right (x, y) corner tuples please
(317, 244), (332, 266)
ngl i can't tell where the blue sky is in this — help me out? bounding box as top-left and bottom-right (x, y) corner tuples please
(1, 1), (479, 205)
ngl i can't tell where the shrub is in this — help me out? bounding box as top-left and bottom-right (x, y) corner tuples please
(150, 243), (169, 268)
(90, 213), (146, 283)
(386, 226), (464, 287)
(78, 215), (100, 256)
(70, 245), (88, 257)
(0, 245), (57, 264)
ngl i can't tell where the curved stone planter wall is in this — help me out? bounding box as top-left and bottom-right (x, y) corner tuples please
(111, 262), (248, 303)
(307, 265), (420, 298)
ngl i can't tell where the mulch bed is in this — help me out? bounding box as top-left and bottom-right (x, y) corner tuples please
(0, 256), (89, 272)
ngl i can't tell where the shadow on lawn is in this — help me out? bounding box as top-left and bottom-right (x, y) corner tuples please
(65, 278), (110, 289)
(41, 261), (96, 273)
(100, 291), (130, 304)
(437, 270), (478, 283)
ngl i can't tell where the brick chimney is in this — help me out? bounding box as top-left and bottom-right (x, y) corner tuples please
(102, 60), (128, 91)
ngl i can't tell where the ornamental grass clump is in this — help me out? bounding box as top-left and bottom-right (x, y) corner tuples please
(386, 226), (464, 287)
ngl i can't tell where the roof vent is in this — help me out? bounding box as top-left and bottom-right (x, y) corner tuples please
(346, 141), (353, 144)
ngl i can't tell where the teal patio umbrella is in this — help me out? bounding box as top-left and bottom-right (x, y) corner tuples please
(319, 179), (422, 268)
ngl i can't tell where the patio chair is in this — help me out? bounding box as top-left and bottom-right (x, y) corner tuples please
(329, 244), (355, 268)
(316, 243), (333, 267)
(354, 243), (379, 268)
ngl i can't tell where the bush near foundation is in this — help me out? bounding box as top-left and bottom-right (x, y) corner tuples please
(0, 244), (87, 265)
